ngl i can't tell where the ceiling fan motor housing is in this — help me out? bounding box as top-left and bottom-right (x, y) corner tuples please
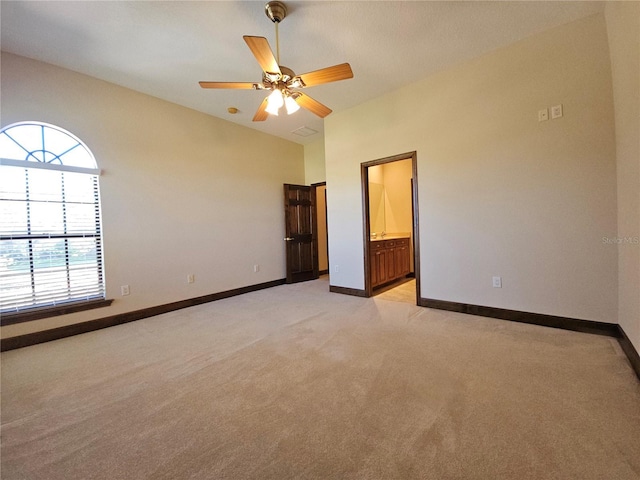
(263, 66), (304, 90)
(265, 1), (287, 23)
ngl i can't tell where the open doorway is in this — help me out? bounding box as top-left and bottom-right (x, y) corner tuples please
(361, 152), (420, 304)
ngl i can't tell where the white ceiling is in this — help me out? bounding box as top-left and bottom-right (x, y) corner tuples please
(1, 1), (604, 145)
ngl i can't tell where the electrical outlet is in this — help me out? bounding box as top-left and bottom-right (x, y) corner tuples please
(492, 276), (502, 288)
(121, 285), (130, 296)
(333, 264), (340, 273)
(253, 264), (260, 273)
(187, 274), (195, 284)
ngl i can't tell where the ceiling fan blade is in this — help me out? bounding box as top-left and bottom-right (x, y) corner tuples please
(294, 93), (332, 118)
(253, 97), (269, 122)
(243, 36), (282, 78)
(296, 63), (353, 87)
(199, 82), (258, 89)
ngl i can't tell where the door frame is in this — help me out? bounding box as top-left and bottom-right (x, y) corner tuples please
(361, 151), (420, 304)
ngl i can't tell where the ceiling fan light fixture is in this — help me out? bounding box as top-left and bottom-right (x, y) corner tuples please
(265, 103), (280, 115)
(266, 89), (284, 115)
(268, 88), (284, 107)
(285, 94), (300, 115)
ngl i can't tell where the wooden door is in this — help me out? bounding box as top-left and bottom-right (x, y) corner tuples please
(284, 184), (319, 284)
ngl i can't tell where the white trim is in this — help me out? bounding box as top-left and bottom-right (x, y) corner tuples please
(0, 158), (101, 175)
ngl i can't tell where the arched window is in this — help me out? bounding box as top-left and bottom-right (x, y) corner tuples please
(0, 122), (107, 319)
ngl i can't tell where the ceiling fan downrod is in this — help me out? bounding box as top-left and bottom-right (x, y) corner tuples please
(265, 1), (287, 65)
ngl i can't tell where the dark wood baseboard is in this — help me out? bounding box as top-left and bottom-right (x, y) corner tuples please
(330, 285), (367, 297)
(1, 279), (286, 352)
(421, 297), (640, 381)
(318, 269), (329, 276)
(617, 325), (640, 381)
(420, 298), (620, 337)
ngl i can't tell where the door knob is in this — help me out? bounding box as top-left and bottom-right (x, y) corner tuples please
(284, 237), (294, 241)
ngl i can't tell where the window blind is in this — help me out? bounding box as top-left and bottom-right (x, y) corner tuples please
(0, 165), (105, 313)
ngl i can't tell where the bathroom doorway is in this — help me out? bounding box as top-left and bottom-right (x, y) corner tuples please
(361, 152), (420, 304)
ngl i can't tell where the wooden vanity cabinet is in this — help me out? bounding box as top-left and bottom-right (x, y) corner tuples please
(370, 237), (410, 289)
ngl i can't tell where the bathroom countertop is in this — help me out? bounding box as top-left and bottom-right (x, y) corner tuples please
(370, 234), (410, 241)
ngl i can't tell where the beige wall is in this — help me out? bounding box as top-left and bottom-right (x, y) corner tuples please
(304, 139), (326, 185)
(303, 139), (328, 272)
(1, 53), (304, 338)
(368, 160), (412, 236)
(605, 2), (640, 351)
(382, 159), (413, 237)
(368, 164), (384, 185)
(368, 165), (386, 234)
(325, 14), (618, 323)
(382, 159), (414, 272)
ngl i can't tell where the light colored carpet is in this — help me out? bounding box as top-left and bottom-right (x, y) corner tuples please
(2, 277), (639, 480)
(375, 279), (417, 304)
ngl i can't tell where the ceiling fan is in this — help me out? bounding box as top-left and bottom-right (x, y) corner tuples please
(199, 1), (353, 121)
